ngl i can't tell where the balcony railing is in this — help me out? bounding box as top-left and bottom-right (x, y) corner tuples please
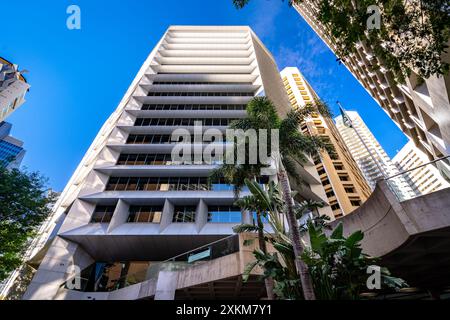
(62, 235), (240, 293)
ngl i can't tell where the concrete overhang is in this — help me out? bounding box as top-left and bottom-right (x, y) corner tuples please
(117, 125), (228, 134)
(145, 73), (258, 83)
(125, 109), (248, 119)
(141, 84), (260, 93)
(79, 190), (247, 204)
(332, 181), (450, 289)
(94, 165), (218, 177)
(106, 143), (229, 154)
(135, 95), (253, 105)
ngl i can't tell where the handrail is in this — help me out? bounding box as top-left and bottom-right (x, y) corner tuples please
(163, 234), (238, 262)
(62, 234), (240, 292)
(384, 155), (450, 181)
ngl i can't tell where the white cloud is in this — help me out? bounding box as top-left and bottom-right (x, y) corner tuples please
(250, 0), (283, 40)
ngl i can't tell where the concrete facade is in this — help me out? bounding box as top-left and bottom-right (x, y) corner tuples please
(335, 111), (416, 200)
(24, 26), (327, 300)
(0, 57), (29, 122)
(393, 141), (450, 195)
(293, 2), (450, 180)
(330, 180), (450, 288)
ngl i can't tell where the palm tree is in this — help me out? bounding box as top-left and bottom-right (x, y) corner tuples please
(233, 179), (287, 299)
(212, 97), (333, 300)
(234, 189), (275, 299)
(235, 179), (324, 299)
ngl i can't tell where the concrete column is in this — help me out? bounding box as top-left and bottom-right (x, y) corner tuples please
(379, 180), (418, 235)
(195, 199), (208, 232)
(242, 210), (252, 224)
(96, 146), (120, 167)
(159, 199), (174, 232)
(154, 271), (179, 300)
(58, 199), (95, 234)
(23, 237), (94, 300)
(107, 199), (130, 232)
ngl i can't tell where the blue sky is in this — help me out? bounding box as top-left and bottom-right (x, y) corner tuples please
(3, 0), (407, 191)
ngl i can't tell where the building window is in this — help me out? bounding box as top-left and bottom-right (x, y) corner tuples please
(321, 177), (330, 186)
(350, 199), (362, 206)
(207, 206), (241, 223)
(330, 203), (341, 211)
(134, 118), (237, 127)
(326, 190), (335, 198)
(128, 206), (163, 223)
(117, 153), (222, 166)
(147, 92), (253, 97)
(339, 174), (350, 182)
(141, 104), (247, 111)
(344, 187), (356, 194)
(334, 162), (345, 171)
(105, 177), (210, 192)
(91, 205), (116, 223)
(173, 206), (197, 223)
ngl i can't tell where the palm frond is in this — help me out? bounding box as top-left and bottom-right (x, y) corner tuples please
(233, 223), (260, 233)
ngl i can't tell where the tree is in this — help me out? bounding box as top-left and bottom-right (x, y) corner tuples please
(234, 179), (287, 299)
(232, 0), (450, 80)
(301, 220), (408, 299)
(212, 97), (333, 300)
(0, 166), (55, 281)
(236, 184), (408, 300)
(234, 179), (313, 299)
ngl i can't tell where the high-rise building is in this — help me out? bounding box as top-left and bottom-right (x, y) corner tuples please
(24, 26), (330, 300)
(0, 57), (30, 122)
(0, 121), (25, 169)
(293, 2), (450, 180)
(335, 110), (416, 200)
(280, 67), (372, 219)
(393, 141), (450, 195)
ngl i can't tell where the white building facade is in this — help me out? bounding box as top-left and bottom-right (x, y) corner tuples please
(335, 111), (416, 200)
(24, 26), (329, 300)
(393, 141), (450, 195)
(0, 57), (29, 122)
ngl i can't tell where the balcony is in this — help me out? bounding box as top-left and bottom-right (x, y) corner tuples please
(55, 234), (266, 300)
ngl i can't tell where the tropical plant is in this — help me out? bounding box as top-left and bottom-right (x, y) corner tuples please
(232, 0), (450, 80)
(211, 96), (333, 299)
(234, 179), (307, 299)
(0, 166), (56, 281)
(301, 220), (408, 299)
(233, 179), (279, 299)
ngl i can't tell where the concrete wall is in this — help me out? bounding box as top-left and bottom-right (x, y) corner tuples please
(330, 180), (450, 257)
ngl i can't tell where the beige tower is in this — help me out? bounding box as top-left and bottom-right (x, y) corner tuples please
(281, 67), (372, 219)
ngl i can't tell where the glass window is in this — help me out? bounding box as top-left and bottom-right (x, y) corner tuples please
(173, 206), (196, 223)
(208, 206), (241, 223)
(128, 206), (163, 223)
(91, 205), (116, 223)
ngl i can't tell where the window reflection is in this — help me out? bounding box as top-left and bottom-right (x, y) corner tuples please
(208, 206), (242, 223)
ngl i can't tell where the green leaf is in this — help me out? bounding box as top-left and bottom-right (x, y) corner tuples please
(345, 231), (364, 248)
(243, 239), (255, 246)
(331, 223), (344, 239)
(233, 224), (259, 234)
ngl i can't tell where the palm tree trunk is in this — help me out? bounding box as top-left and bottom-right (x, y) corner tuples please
(277, 168), (316, 300)
(256, 211), (275, 300)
